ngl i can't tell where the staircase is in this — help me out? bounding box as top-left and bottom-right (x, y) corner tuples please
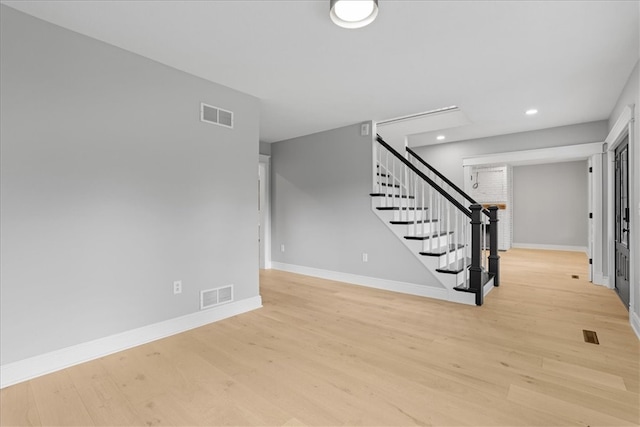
(370, 135), (499, 306)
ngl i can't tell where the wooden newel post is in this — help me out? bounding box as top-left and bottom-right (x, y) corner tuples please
(469, 204), (483, 306)
(488, 205), (500, 287)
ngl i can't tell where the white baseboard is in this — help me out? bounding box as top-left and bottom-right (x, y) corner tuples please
(0, 296), (262, 389)
(592, 273), (612, 288)
(271, 262), (452, 301)
(512, 243), (589, 254)
(631, 310), (640, 341)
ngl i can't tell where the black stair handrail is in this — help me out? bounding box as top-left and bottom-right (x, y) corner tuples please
(375, 135), (500, 305)
(406, 146), (490, 217)
(375, 135), (471, 219)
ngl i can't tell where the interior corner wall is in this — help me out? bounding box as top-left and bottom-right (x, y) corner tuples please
(0, 6), (260, 365)
(513, 161), (588, 248)
(270, 124), (439, 286)
(259, 141), (272, 156)
(411, 121), (609, 190)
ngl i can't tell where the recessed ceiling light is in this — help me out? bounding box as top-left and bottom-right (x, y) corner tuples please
(330, 0), (379, 29)
(436, 135), (446, 140)
(525, 109), (538, 115)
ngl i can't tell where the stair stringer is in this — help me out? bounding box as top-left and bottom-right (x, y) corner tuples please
(370, 196), (477, 305)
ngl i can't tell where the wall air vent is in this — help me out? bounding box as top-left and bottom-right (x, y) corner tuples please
(200, 285), (234, 310)
(200, 103), (234, 129)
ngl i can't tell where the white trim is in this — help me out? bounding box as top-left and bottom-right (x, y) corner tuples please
(592, 273), (611, 288)
(483, 278), (495, 296)
(462, 142), (603, 167)
(512, 243), (588, 254)
(606, 105), (635, 328)
(606, 105), (633, 147)
(271, 262), (452, 302)
(607, 147), (616, 298)
(588, 156), (593, 282)
(259, 155), (271, 269)
(200, 102), (234, 129)
(591, 154), (605, 285)
(464, 142), (604, 290)
(0, 296), (262, 389)
(631, 310), (640, 341)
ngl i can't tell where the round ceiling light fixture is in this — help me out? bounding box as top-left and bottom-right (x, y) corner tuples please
(525, 108), (538, 115)
(330, 0), (379, 29)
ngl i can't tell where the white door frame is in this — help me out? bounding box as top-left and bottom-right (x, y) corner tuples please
(588, 156), (594, 282)
(590, 153), (604, 285)
(259, 154), (271, 269)
(462, 142), (605, 282)
(605, 105), (635, 310)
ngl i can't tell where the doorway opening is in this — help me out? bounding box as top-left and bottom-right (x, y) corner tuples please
(258, 155), (271, 269)
(614, 135), (630, 308)
(606, 104), (635, 314)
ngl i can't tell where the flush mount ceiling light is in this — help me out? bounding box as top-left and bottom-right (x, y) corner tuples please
(525, 109), (538, 115)
(330, 0), (379, 29)
(436, 135), (446, 141)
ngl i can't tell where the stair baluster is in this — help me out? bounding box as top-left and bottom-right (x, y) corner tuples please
(371, 135), (499, 305)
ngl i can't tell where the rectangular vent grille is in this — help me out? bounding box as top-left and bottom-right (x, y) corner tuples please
(582, 329), (599, 345)
(200, 103), (234, 128)
(200, 285), (234, 310)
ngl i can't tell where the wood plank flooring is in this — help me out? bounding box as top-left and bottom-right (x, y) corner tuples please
(2, 248), (639, 426)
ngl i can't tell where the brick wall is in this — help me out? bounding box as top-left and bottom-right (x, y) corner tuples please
(468, 165), (512, 250)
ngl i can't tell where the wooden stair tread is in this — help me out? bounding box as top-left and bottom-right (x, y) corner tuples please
(419, 243), (465, 256)
(404, 231), (452, 240)
(453, 272), (494, 292)
(390, 219), (436, 225)
(370, 193), (415, 199)
(435, 257), (471, 274)
(376, 206), (428, 211)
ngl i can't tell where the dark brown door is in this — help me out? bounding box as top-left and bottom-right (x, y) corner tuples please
(614, 136), (630, 309)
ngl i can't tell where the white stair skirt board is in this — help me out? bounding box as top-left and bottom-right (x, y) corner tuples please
(271, 262), (478, 306)
(631, 311), (640, 342)
(0, 296), (262, 389)
(512, 243), (589, 254)
(370, 199), (472, 290)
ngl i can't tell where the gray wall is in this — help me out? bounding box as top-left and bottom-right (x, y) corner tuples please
(513, 161), (588, 247)
(412, 121), (608, 189)
(608, 60), (639, 318)
(259, 141), (272, 156)
(0, 6), (260, 364)
(271, 124), (439, 286)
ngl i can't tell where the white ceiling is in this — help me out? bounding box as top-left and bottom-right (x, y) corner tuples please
(3, 0), (639, 145)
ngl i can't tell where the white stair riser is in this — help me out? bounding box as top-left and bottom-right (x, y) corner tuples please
(372, 152), (498, 306)
(374, 185), (410, 196)
(401, 222), (439, 236)
(435, 247), (467, 268)
(438, 270), (467, 288)
(374, 205), (470, 286)
(392, 210), (431, 222)
(403, 236), (452, 252)
(372, 197), (417, 209)
(373, 207), (433, 223)
(421, 246), (466, 268)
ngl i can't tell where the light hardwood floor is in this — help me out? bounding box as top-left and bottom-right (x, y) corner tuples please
(2, 249), (639, 426)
